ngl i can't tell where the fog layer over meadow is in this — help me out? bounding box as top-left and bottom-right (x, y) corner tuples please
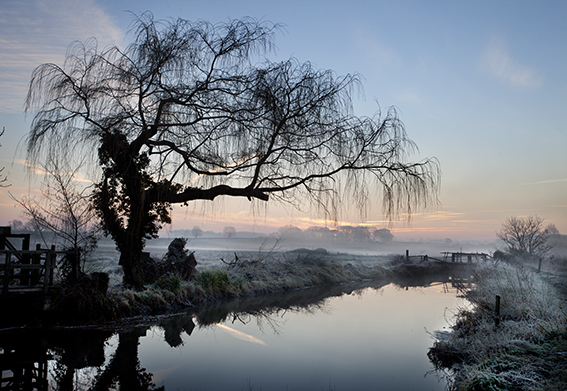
(97, 225), (500, 267)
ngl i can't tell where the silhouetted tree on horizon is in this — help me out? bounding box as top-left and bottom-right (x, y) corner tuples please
(497, 215), (552, 258)
(191, 225), (203, 238)
(545, 223), (560, 236)
(223, 226), (237, 238)
(277, 224), (303, 239)
(25, 13), (439, 288)
(372, 228), (394, 242)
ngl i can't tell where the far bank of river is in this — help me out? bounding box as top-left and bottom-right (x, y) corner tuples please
(1, 242), (479, 328)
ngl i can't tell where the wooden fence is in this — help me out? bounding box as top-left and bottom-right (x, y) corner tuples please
(440, 251), (489, 263)
(1, 244), (57, 296)
(0, 331), (51, 390)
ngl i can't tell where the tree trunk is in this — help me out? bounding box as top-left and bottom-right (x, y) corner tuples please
(119, 241), (145, 289)
(91, 330), (155, 391)
(97, 173), (149, 289)
(119, 191), (148, 289)
(98, 140), (153, 289)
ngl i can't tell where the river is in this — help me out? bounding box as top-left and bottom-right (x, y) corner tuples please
(0, 279), (466, 390)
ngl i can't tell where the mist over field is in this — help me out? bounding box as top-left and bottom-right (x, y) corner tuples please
(146, 229), (498, 259)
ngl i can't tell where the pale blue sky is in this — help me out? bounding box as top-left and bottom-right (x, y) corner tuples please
(1, 0), (566, 240)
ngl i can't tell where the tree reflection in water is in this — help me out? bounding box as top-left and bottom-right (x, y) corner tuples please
(1, 279), (373, 390)
(0, 327), (167, 391)
(0, 275), (466, 390)
(158, 316), (195, 348)
(49, 329), (109, 391)
(89, 330), (164, 391)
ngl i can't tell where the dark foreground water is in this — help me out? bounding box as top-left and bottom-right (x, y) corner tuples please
(0, 280), (465, 391)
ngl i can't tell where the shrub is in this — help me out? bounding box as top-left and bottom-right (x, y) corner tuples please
(51, 277), (118, 322)
(195, 270), (236, 297)
(154, 274), (182, 293)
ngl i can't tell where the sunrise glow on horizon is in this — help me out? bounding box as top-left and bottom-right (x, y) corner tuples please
(1, 0), (566, 242)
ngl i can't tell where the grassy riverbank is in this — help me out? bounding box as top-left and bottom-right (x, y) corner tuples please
(429, 259), (567, 391)
(46, 249), (396, 324)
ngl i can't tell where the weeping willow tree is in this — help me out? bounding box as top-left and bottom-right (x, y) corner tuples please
(0, 127), (9, 188)
(25, 13), (440, 288)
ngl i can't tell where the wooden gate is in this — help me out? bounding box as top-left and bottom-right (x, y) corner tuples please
(0, 227), (57, 295)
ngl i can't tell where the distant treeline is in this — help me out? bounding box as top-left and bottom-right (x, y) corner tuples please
(159, 224), (395, 243)
(6, 219), (394, 244)
(275, 225), (394, 243)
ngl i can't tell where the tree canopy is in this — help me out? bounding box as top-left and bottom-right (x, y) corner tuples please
(25, 14), (440, 287)
(497, 215), (552, 258)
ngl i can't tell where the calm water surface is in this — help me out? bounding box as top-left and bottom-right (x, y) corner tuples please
(125, 283), (460, 390)
(1, 281), (464, 390)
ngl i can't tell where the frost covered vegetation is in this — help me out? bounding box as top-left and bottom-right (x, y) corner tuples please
(48, 249), (393, 324)
(429, 258), (567, 391)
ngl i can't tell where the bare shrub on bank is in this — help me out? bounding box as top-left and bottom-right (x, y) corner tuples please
(497, 215), (553, 259)
(11, 158), (100, 281)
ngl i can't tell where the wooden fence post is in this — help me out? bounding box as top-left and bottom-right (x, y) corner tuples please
(3, 250), (11, 296)
(20, 235), (31, 286)
(50, 245), (56, 284)
(31, 243), (41, 285)
(495, 295), (501, 327)
(43, 246), (56, 293)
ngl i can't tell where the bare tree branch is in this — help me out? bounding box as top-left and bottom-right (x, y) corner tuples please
(10, 157), (100, 281)
(24, 14), (439, 287)
(0, 127), (10, 188)
(497, 215), (552, 257)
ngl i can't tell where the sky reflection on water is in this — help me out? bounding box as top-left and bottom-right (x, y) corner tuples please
(136, 283), (463, 391)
